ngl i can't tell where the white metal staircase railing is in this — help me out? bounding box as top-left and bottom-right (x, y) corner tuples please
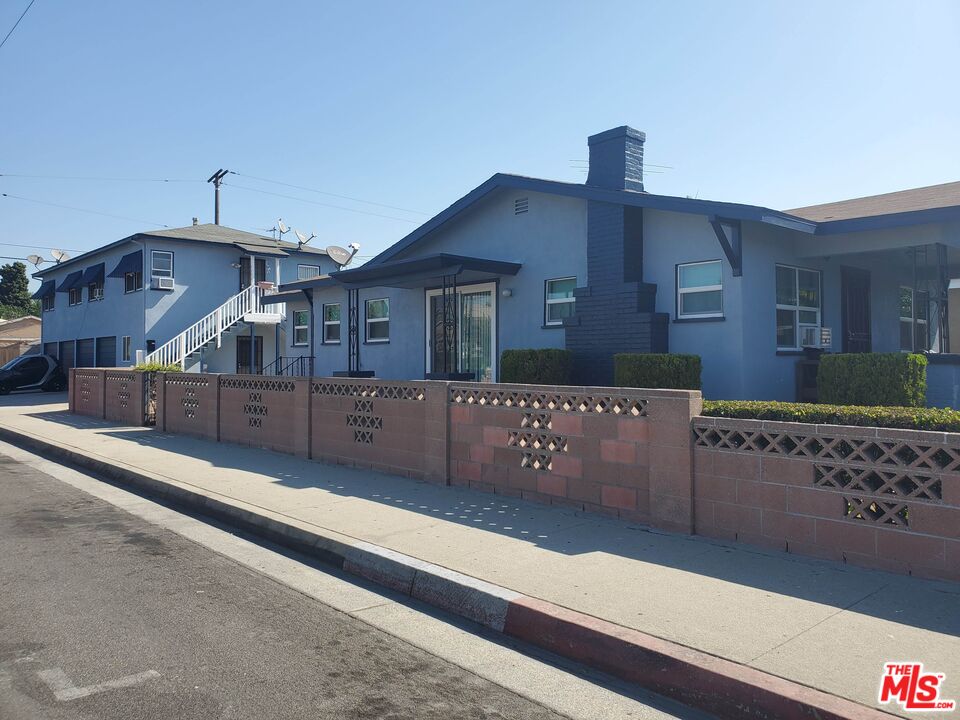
(145, 285), (266, 369)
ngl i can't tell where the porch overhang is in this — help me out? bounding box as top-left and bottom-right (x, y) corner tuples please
(330, 253), (522, 289)
(259, 289), (306, 305)
(234, 242), (289, 257)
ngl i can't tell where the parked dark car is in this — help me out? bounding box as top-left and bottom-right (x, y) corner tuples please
(0, 354), (66, 394)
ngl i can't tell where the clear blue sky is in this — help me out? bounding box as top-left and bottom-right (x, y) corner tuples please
(2, 0), (959, 284)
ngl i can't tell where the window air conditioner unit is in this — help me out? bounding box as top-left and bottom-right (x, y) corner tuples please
(799, 325), (820, 348)
(153, 276), (175, 290)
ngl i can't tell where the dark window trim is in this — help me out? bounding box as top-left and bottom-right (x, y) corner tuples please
(292, 309), (310, 347)
(124, 270), (144, 294)
(673, 316), (726, 324)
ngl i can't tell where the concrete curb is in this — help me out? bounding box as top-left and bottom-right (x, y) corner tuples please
(0, 424), (896, 720)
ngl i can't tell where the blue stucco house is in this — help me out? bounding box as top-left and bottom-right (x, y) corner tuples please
(32, 222), (343, 375)
(275, 125), (960, 404)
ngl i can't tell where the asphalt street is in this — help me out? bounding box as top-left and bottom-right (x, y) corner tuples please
(0, 452), (573, 720)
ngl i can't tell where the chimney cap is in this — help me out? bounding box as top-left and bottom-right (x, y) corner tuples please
(588, 125), (645, 146)
(192, 217), (199, 226)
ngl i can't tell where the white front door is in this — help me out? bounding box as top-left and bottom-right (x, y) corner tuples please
(425, 282), (497, 381)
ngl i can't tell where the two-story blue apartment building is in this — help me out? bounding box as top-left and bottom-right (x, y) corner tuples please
(33, 222), (342, 375)
(275, 126), (960, 404)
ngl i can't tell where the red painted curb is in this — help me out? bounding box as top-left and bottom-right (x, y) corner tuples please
(504, 596), (895, 720)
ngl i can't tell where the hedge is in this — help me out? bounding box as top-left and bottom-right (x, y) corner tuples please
(500, 349), (572, 385)
(133, 362), (183, 373)
(701, 400), (960, 432)
(817, 352), (926, 407)
(614, 353), (701, 390)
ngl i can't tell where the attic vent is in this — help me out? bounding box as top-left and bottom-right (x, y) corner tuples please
(514, 197), (529, 215)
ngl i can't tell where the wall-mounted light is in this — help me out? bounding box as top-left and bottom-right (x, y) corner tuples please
(501, 289), (512, 298)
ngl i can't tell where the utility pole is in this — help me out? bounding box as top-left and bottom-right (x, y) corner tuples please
(207, 169), (229, 225)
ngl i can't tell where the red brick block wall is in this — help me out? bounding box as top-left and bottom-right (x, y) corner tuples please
(73, 369), (104, 418)
(693, 417), (960, 582)
(448, 383), (701, 529)
(158, 373), (219, 441)
(218, 375), (309, 457)
(103, 371), (146, 426)
(310, 379), (447, 483)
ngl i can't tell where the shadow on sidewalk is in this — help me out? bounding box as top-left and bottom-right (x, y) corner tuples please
(24, 408), (960, 641)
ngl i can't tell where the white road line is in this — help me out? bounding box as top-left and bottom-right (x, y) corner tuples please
(38, 668), (160, 701)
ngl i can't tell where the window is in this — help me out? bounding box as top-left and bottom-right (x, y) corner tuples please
(298, 264), (321, 280)
(365, 298), (389, 342)
(68, 287), (83, 306)
(292, 310), (310, 346)
(125, 271), (143, 293)
(544, 277), (576, 325)
(677, 261), (723, 318)
(42, 294), (54, 312)
(899, 287), (929, 352)
(151, 250), (173, 279)
(323, 303), (341, 343)
(88, 281), (104, 301)
(776, 265), (821, 350)
(122, 336), (131, 362)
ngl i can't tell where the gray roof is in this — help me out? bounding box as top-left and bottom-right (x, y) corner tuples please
(786, 181), (960, 222)
(141, 224), (328, 256)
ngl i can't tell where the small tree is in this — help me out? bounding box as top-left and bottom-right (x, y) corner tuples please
(0, 262), (35, 314)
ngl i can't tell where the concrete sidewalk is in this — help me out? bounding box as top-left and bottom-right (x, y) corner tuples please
(2, 395), (958, 718)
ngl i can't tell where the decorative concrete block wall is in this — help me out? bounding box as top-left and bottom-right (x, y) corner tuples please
(72, 369), (104, 419)
(217, 375), (309, 457)
(310, 379), (447, 482)
(693, 417), (960, 582)
(103, 370), (146, 426)
(448, 383), (700, 530)
(158, 373), (219, 440)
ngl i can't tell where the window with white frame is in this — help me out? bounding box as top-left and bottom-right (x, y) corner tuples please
(776, 265), (821, 350)
(292, 310), (310, 346)
(365, 298), (389, 342)
(88, 281), (104, 301)
(899, 287), (929, 352)
(122, 336), (131, 362)
(68, 287), (83, 306)
(544, 277), (576, 325)
(323, 303), (341, 343)
(677, 261), (722, 318)
(298, 264), (321, 280)
(151, 250), (173, 279)
(42, 293), (54, 312)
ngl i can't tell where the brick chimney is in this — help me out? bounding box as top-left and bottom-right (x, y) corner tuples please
(586, 126), (645, 192)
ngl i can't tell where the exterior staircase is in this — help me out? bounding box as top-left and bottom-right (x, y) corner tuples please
(145, 285), (281, 369)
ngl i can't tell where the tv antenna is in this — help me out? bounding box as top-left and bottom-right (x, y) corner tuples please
(294, 229), (316, 249)
(207, 168), (229, 225)
(50, 249), (70, 264)
(26, 254), (46, 268)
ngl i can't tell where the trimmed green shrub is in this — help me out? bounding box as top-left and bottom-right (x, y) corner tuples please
(817, 353), (926, 407)
(614, 353), (701, 390)
(500, 349), (572, 385)
(702, 400), (960, 432)
(133, 362), (183, 373)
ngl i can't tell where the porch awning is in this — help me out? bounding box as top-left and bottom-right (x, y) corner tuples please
(234, 242), (289, 257)
(330, 253), (522, 289)
(260, 289), (306, 305)
(80, 262), (105, 285)
(56, 270), (84, 293)
(107, 250), (142, 278)
(31, 279), (55, 299)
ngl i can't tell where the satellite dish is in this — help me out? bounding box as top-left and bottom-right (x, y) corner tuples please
(51, 249), (70, 263)
(326, 245), (354, 267)
(26, 254), (44, 267)
(277, 219), (288, 234)
(295, 230), (307, 244)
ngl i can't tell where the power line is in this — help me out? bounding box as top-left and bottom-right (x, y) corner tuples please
(222, 182), (421, 224)
(0, 173), (201, 183)
(0, 0), (36, 52)
(1, 192), (171, 228)
(229, 171), (429, 216)
(0, 240), (82, 252)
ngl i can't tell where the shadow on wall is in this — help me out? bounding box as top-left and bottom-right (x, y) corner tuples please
(25, 407), (960, 640)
